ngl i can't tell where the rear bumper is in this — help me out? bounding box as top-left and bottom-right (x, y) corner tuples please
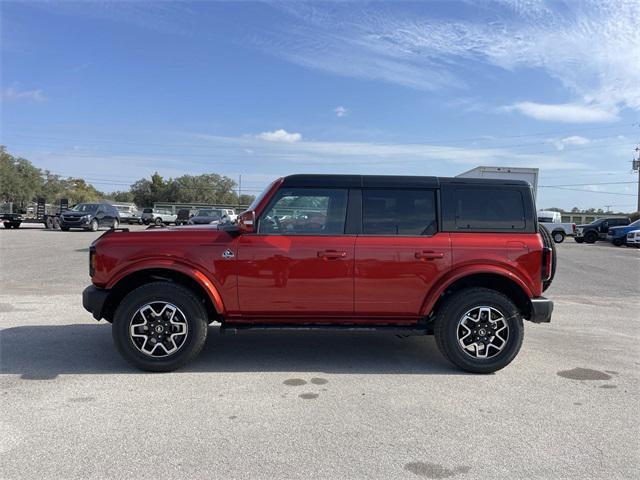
(82, 285), (110, 321)
(529, 296), (553, 323)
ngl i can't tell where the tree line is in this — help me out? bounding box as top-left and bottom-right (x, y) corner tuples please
(0, 146), (255, 209)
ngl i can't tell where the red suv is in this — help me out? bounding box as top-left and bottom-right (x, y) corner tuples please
(83, 175), (554, 373)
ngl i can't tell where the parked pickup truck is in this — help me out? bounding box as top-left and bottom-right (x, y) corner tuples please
(575, 217), (630, 243)
(606, 219), (640, 246)
(83, 174), (555, 373)
(537, 210), (575, 243)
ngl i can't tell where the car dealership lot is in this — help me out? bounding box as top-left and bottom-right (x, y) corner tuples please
(1, 226), (638, 480)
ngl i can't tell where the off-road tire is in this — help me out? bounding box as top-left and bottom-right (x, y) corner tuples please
(434, 287), (524, 374)
(538, 225), (556, 292)
(112, 282), (209, 372)
(584, 231), (598, 244)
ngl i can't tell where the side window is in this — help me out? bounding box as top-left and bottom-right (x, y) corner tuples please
(453, 188), (525, 230)
(362, 189), (437, 235)
(258, 188), (348, 235)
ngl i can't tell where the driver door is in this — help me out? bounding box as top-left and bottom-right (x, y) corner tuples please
(236, 188), (355, 318)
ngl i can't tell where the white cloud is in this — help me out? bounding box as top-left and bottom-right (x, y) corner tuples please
(552, 135), (590, 151)
(256, 129), (302, 143)
(507, 102), (618, 123)
(259, 1), (640, 118)
(334, 106), (348, 117)
(1, 87), (47, 102)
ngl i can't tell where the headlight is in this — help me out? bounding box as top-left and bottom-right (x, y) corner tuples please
(82, 214), (91, 220)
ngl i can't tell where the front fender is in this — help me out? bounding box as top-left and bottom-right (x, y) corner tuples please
(105, 258), (225, 314)
(420, 264), (534, 317)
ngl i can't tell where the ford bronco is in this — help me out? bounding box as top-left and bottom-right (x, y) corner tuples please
(83, 174), (555, 373)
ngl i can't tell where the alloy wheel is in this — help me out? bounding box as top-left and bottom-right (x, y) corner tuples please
(457, 306), (509, 359)
(129, 302), (189, 358)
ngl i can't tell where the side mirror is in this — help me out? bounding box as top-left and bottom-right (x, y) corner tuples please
(238, 210), (256, 234)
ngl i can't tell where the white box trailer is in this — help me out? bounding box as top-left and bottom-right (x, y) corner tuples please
(456, 166), (539, 199)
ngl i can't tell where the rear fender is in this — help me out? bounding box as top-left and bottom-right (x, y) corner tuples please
(420, 264), (534, 317)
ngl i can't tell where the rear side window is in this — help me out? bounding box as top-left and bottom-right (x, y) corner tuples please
(362, 189), (437, 236)
(451, 187), (525, 231)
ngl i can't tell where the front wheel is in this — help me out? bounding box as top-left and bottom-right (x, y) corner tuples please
(612, 238), (623, 247)
(154, 217), (163, 226)
(88, 219), (99, 232)
(434, 288), (524, 374)
(112, 219), (119, 229)
(112, 282), (209, 372)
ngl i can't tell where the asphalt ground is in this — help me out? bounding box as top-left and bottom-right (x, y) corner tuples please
(1, 224), (639, 479)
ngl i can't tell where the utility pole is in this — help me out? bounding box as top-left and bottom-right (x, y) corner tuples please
(238, 174), (242, 199)
(604, 205), (612, 213)
(634, 146), (640, 212)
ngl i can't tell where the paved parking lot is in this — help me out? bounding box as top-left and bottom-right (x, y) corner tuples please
(1, 225), (639, 479)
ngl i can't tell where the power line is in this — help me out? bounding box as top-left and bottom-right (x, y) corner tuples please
(539, 181), (638, 187)
(542, 186), (636, 196)
(4, 122), (636, 147)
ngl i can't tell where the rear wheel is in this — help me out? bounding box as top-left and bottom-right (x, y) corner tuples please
(52, 217), (61, 230)
(552, 231), (565, 243)
(434, 288), (524, 374)
(584, 231), (598, 244)
(112, 282), (209, 372)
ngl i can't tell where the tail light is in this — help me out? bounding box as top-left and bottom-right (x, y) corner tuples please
(541, 247), (552, 281)
(89, 246), (96, 277)
(572, 223), (576, 234)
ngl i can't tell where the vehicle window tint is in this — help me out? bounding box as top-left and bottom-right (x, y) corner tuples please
(454, 188), (525, 230)
(258, 188), (348, 235)
(362, 189), (436, 236)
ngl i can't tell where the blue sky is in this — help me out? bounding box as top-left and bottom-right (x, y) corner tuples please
(1, 0), (639, 210)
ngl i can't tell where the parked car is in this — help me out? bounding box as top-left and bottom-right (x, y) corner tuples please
(188, 208), (224, 225)
(606, 219), (640, 246)
(175, 208), (193, 226)
(537, 210), (575, 243)
(574, 217), (630, 243)
(626, 229), (640, 248)
(220, 208), (237, 223)
(141, 208), (178, 226)
(60, 203), (120, 231)
(83, 174), (554, 374)
(114, 205), (143, 225)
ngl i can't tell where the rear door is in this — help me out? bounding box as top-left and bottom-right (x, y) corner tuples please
(237, 187), (355, 318)
(354, 188), (451, 318)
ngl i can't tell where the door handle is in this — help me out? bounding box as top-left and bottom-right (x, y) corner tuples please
(415, 250), (444, 260)
(317, 250), (347, 259)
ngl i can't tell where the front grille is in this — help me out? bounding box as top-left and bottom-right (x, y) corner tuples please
(62, 216), (83, 224)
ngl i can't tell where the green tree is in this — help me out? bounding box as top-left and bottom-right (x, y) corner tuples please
(0, 146), (43, 206)
(130, 172), (167, 206)
(238, 194), (256, 206)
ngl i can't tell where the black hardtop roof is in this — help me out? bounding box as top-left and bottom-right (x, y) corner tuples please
(281, 174), (531, 189)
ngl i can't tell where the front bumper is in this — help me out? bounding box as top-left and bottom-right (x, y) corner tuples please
(529, 297), (553, 323)
(82, 285), (110, 321)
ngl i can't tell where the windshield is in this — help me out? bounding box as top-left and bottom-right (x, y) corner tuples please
(248, 180), (277, 211)
(195, 209), (221, 217)
(71, 203), (98, 213)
